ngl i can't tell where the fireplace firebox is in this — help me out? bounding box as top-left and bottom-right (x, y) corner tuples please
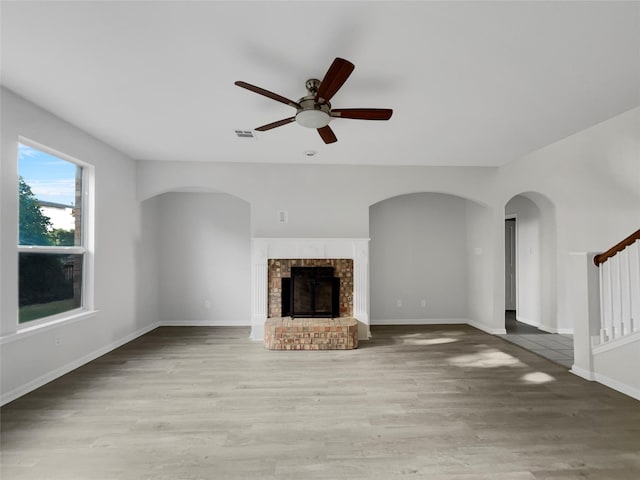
(281, 267), (340, 318)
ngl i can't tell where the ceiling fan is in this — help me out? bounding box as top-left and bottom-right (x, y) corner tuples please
(235, 57), (393, 144)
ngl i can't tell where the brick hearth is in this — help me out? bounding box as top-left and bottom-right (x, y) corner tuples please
(264, 317), (358, 350)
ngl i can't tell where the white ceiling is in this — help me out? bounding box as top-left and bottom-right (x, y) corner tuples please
(2, 1), (639, 166)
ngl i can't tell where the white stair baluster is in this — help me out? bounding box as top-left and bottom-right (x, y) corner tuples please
(619, 249), (629, 336)
(631, 240), (640, 334)
(613, 255), (623, 340)
(601, 261), (612, 343)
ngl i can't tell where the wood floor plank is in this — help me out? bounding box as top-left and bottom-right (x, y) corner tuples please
(1, 325), (639, 479)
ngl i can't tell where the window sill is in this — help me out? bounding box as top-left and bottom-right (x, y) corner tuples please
(0, 309), (98, 345)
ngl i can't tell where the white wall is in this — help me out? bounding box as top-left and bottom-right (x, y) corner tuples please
(497, 108), (639, 244)
(137, 196), (160, 331)
(156, 192), (251, 325)
(369, 193), (469, 323)
(0, 88), (159, 404)
(137, 162), (497, 238)
(497, 107), (640, 336)
(465, 200), (496, 331)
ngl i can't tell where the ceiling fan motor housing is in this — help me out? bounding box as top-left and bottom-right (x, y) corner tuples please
(295, 92), (331, 128)
(305, 78), (321, 95)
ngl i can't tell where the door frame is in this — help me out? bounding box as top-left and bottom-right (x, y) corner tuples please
(505, 215), (517, 313)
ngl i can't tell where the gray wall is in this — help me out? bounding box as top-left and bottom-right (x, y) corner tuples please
(370, 193), (469, 322)
(157, 192), (251, 325)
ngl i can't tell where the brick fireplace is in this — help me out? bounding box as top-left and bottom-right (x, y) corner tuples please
(268, 258), (353, 318)
(250, 238), (370, 342)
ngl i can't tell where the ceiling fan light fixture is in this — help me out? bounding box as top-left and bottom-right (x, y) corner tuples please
(295, 109), (331, 128)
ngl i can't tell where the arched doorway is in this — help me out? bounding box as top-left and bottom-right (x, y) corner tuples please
(502, 193), (571, 367)
(504, 192), (557, 332)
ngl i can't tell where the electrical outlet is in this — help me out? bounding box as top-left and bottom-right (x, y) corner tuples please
(421, 299), (427, 307)
(54, 336), (61, 346)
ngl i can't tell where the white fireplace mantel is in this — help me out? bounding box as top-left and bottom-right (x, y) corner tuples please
(250, 238), (370, 341)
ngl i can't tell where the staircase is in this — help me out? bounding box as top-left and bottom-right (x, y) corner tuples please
(569, 229), (640, 400)
(594, 229), (640, 346)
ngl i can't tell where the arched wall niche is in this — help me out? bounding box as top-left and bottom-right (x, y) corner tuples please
(369, 189), (491, 210)
(369, 192), (495, 331)
(504, 191), (559, 332)
(143, 189), (252, 326)
(141, 185), (251, 205)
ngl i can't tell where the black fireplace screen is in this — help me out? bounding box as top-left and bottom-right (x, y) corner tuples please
(281, 266), (340, 318)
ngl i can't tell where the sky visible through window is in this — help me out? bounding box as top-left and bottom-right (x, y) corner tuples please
(18, 143), (76, 206)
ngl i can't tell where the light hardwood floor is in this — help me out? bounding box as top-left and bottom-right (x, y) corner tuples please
(2, 325), (639, 479)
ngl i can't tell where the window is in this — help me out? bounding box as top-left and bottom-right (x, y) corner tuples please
(17, 140), (92, 325)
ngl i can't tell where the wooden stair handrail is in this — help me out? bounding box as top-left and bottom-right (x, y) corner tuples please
(594, 229), (640, 266)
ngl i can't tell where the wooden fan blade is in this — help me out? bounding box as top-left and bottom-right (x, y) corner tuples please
(255, 117), (296, 131)
(317, 125), (337, 144)
(331, 108), (393, 120)
(235, 81), (301, 109)
(315, 58), (355, 104)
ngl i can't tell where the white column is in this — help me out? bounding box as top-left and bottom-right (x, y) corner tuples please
(568, 252), (601, 380)
(353, 239), (370, 339)
(250, 240), (268, 341)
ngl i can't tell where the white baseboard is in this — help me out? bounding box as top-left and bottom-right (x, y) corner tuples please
(570, 366), (639, 400)
(539, 323), (573, 335)
(516, 315), (540, 328)
(515, 317), (573, 335)
(593, 372), (640, 401)
(1, 322), (160, 407)
(370, 318), (469, 326)
(467, 320), (507, 335)
(249, 324), (264, 342)
(158, 320), (251, 327)
(570, 365), (595, 381)
(556, 328), (574, 335)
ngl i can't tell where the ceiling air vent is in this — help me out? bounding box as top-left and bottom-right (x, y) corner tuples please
(235, 130), (255, 138)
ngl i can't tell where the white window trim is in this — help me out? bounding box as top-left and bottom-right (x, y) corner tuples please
(18, 245), (86, 254)
(1, 309), (98, 344)
(17, 137), (95, 331)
